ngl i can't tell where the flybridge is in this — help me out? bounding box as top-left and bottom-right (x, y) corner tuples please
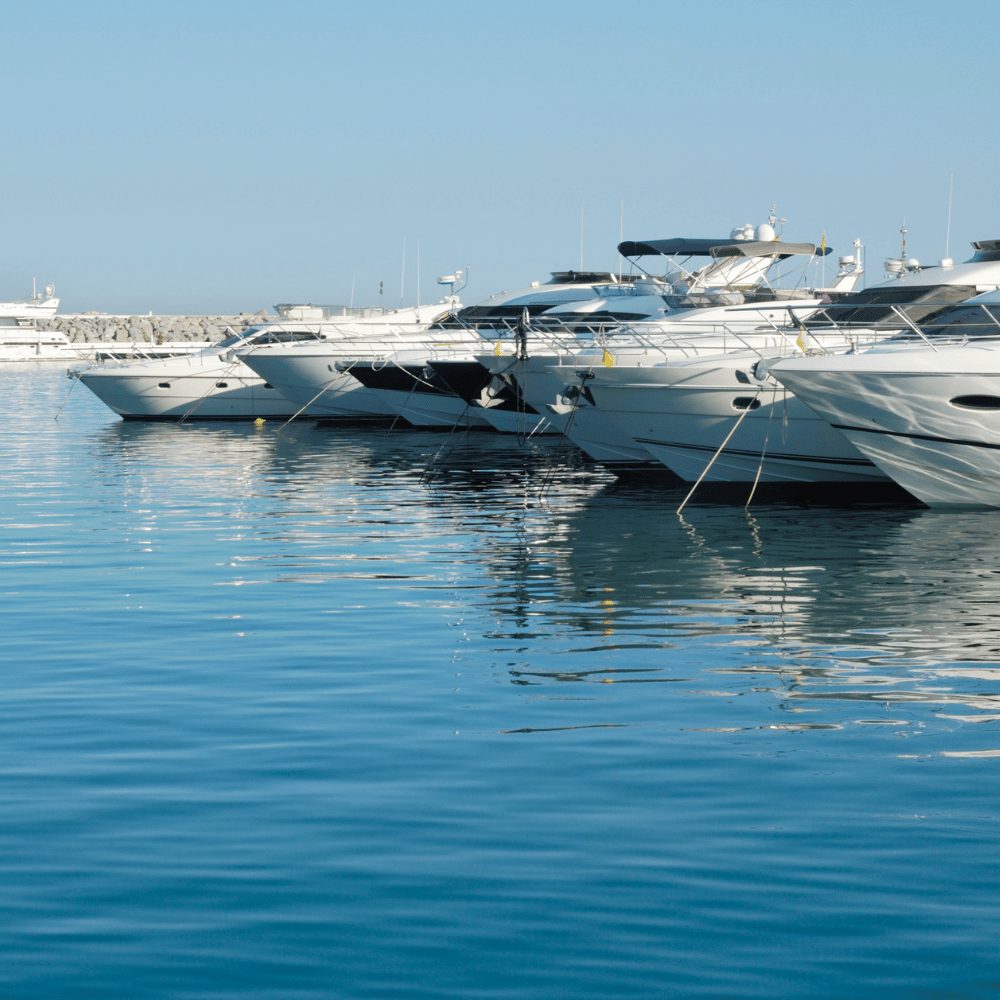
(971, 240), (1000, 261)
(617, 237), (830, 260)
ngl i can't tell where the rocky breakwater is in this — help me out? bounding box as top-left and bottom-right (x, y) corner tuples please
(49, 312), (271, 345)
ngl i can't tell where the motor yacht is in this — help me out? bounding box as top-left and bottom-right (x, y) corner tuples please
(0, 281), (76, 362)
(342, 272), (676, 430)
(76, 300), (456, 420)
(0, 281), (59, 322)
(237, 270), (640, 425)
(509, 225), (858, 468)
(425, 220), (837, 441)
(771, 286), (1000, 507)
(234, 293), (473, 423)
(547, 239), (1000, 484)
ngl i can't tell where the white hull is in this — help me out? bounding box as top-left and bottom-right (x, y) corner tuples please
(774, 358), (1000, 507)
(582, 364), (887, 484)
(78, 370), (296, 419)
(375, 387), (492, 429)
(239, 349), (398, 420)
(559, 403), (660, 467)
(474, 403), (557, 436)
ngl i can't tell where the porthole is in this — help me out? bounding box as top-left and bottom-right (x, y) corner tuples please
(157, 382), (170, 389)
(732, 396), (761, 411)
(216, 381), (228, 388)
(950, 395), (1000, 410)
(263, 383), (274, 389)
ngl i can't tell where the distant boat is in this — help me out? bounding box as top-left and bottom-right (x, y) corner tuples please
(0, 281), (59, 324)
(0, 280), (78, 361)
(0, 281), (212, 364)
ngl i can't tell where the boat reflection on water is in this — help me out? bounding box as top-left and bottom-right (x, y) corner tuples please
(435, 472), (1000, 740)
(84, 415), (1000, 745)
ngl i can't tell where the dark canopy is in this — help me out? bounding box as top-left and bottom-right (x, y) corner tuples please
(618, 237), (831, 259)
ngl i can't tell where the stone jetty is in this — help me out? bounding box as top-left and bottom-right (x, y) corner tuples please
(47, 312), (272, 345)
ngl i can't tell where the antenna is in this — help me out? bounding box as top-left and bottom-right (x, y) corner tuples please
(416, 240), (421, 306)
(400, 237), (406, 305)
(945, 173), (954, 259)
(579, 206), (585, 271)
(619, 199), (624, 279)
(350, 275), (356, 309)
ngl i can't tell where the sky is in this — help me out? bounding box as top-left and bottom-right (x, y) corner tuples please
(5, 0), (1000, 315)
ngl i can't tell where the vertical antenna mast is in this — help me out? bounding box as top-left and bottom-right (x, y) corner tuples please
(619, 199), (624, 278)
(416, 240), (421, 307)
(400, 237), (406, 305)
(945, 173), (954, 259)
(579, 206), (584, 271)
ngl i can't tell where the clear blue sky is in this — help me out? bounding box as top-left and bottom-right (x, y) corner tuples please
(6, 0), (999, 314)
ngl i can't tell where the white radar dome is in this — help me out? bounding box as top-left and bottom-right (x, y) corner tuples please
(756, 223), (776, 242)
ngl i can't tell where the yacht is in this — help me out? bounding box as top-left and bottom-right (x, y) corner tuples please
(76, 300), (456, 420)
(0, 281), (76, 362)
(552, 239), (1000, 484)
(339, 270), (674, 429)
(512, 225), (860, 468)
(0, 281), (59, 322)
(771, 286), (1000, 507)
(236, 271), (635, 425)
(424, 220), (835, 439)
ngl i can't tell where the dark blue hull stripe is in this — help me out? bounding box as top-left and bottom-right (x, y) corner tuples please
(832, 423), (1000, 451)
(634, 437), (874, 469)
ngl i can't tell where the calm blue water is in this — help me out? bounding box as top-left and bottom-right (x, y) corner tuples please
(4, 366), (1000, 998)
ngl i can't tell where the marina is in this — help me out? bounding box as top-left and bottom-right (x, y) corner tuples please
(5, 360), (1000, 996)
(10, 2), (1000, 995)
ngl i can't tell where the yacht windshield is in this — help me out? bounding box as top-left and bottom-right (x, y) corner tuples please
(216, 327), (324, 348)
(896, 301), (1000, 343)
(806, 284), (979, 331)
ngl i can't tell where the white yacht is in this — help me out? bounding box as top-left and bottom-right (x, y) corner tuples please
(771, 286), (1000, 507)
(76, 300), (457, 420)
(425, 221), (834, 440)
(237, 270), (635, 425)
(0, 281), (77, 362)
(553, 239), (1000, 483)
(233, 295), (469, 422)
(0, 281), (59, 322)
(512, 225), (860, 468)
(342, 271), (675, 430)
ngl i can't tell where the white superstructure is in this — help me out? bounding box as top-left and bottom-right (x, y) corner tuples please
(551, 240), (1000, 483)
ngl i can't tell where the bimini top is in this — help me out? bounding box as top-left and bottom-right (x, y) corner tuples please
(711, 240), (829, 259)
(618, 237), (829, 259)
(971, 240), (1000, 261)
(617, 237), (739, 257)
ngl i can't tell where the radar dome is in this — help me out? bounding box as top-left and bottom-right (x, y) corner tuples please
(756, 223), (776, 242)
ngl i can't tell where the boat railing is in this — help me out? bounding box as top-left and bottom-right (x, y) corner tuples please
(795, 296), (1000, 352)
(502, 300), (830, 362)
